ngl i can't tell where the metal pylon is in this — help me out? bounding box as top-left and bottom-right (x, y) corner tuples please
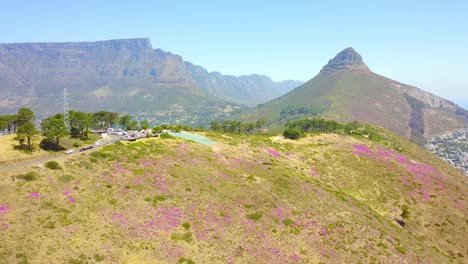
(64, 88), (70, 129)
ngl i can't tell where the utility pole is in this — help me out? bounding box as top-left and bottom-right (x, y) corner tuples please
(64, 88), (70, 130)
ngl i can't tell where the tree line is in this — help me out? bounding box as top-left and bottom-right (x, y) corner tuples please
(209, 120), (266, 134)
(280, 106), (316, 118)
(0, 108), (153, 151)
(283, 118), (363, 139)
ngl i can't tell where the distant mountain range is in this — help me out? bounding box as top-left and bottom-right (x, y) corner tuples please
(0, 38), (302, 121)
(1, 38), (465, 142)
(239, 47), (468, 143)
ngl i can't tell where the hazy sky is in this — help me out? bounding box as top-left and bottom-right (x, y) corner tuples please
(1, 1), (467, 108)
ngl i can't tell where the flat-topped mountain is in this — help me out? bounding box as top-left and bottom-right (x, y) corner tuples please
(239, 48), (468, 143)
(0, 38), (301, 119)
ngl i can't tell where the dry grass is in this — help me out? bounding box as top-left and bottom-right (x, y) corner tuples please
(0, 134), (51, 166)
(0, 132), (465, 263)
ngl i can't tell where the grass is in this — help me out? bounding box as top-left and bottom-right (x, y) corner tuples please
(0, 134), (52, 166)
(0, 130), (465, 263)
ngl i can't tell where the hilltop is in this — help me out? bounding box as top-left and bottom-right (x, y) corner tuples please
(0, 128), (466, 263)
(238, 48), (467, 144)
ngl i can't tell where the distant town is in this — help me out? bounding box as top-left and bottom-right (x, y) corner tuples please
(426, 128), (468, 175)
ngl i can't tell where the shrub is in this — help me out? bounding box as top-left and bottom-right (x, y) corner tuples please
(178, 257), (195, 264)
(246, 212), (263, 221)
(283, 128), (301, 140)
(152, 195), (168, 206)
(17, 171), (38, 181)
(45, 161), (61, 170)
(171, 232), (193, 243)
(395, 245), (406, 254)
(93, 254), (105, 262)
(282, 218), (295, 227)
(400, 205), (410, 220)
(182, 222), (191, 230)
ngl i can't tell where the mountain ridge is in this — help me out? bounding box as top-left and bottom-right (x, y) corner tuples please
(0, 38), (302, 118)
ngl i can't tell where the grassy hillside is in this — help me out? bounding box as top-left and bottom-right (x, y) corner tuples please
(238, 65), (467, 142)
(0, 130), (466, 263)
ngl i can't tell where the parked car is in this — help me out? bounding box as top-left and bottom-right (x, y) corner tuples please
(65, 149), (74, 154)
(79, 146), (94, 152)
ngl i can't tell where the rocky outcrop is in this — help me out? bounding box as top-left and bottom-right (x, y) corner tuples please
(319, 47), (370, 74)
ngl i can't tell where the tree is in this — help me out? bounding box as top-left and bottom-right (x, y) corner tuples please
(127, 120), (139, 131)
(69, 111), (92, 139)
(140, 120), (150, 130)
(0, 116), (7, 132)
(283, 128), (301, 140)
(152, 125), (164, 134)
(119, 115), (132, 130)
(15, 122), (39, 151)
(41, 114), (69, 150)
(106, 112), (120, 128)
(4, 115), (17, 134)
(16, 108), (35, 126)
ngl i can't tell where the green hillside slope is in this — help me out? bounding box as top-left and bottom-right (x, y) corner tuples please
(0, 129), (466, 263)
(238, 48), (468, 142)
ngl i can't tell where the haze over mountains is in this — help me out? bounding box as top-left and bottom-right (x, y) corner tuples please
(0, 38), (301, 119)
(240, 48), (468, 143)
(0, 37), (466, 143)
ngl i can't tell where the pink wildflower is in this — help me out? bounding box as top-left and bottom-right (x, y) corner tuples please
(29, 192), (41, 199)
(267, 149), (281, 157)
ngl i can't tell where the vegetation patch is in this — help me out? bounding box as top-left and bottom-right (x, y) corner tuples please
(171, 232), (193, 243)
(246, 212), (263, 221)
(58, 174), (75, 183)
(45, 160), (61, 170)
(16, 171), (39, 181)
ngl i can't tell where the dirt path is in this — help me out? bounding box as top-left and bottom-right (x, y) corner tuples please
(0, 152), (75, 171)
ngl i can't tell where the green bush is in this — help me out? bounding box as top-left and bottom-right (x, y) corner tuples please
(395, 245), (406, 254)
(45, 161), (61, 170)
(283, 128), (301, 140)
(171, 232), (193, 243)
(401, 205), (410, 220)
(246, 212), (263, 221)
(178, 257), (195, 264)
(17, 171), (39, 181)
(182, 222), (191, 230)
(282, 218), (295, 227)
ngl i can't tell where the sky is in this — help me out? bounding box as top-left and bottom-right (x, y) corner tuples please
(1, 0), (467, 108)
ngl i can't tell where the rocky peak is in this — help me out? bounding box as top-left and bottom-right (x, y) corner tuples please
(319, 47), (370, 74)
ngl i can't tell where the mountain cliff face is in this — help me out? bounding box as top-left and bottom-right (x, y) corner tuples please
(0, 38), (301, 118)
(239, 48), (468, 142)
(184, 62), (302, 106)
